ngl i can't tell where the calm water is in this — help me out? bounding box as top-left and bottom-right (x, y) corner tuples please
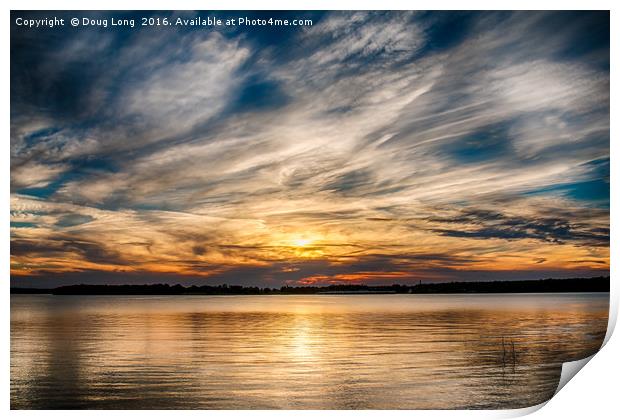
(11, 293), (608, 409)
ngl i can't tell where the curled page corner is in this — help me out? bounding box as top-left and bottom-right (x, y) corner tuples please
(501, 401), (549, 418)
(554, 354), (596, 396)
(602, 292), (618, 347)
(554, 290), (615, 398)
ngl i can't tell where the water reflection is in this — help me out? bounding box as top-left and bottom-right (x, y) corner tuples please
(11, 293), (608, 409)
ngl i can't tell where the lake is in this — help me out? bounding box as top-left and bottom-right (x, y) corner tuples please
(10, 293), (609, 409)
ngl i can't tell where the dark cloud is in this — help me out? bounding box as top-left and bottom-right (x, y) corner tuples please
(192, 245), (207, 256)
(11, 237), (125, 266)
(430, 209), (609, 245)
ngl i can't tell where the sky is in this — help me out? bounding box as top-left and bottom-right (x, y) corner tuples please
(10, 11), (610, 287)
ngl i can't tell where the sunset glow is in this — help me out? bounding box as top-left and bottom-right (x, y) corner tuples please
(292, 238), (312, 248)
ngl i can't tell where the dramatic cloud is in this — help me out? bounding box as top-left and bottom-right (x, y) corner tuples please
(11, 11), (609, 286)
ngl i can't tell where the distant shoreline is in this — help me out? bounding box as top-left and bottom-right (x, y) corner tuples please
(10, 276), (610, 296)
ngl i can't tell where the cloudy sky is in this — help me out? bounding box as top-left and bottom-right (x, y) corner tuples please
(10, 11), (609, 287)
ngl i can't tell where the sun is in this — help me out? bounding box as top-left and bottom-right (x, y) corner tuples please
(286, 234), (325, 258)
(292, 237), (312, 247)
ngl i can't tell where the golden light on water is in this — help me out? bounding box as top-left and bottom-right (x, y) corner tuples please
(11, 294), (611, 409)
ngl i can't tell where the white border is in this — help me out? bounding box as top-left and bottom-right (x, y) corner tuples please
(3, 1), (617, 419)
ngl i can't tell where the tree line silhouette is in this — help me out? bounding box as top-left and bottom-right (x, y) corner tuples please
(10, 276), (609, 295)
